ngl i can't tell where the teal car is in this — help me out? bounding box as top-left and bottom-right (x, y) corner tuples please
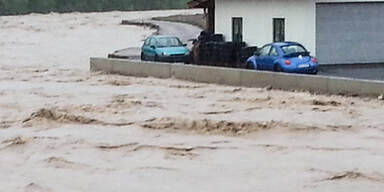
(141, 35), (190, 63)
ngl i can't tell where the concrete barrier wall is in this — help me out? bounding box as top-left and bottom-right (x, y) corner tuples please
(90, 58), (384, 97)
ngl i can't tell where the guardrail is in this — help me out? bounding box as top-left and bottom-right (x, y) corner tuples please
(90, 57), (384, 97)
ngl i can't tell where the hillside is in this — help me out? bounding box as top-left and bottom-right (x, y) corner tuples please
(0, 0), (189, 15)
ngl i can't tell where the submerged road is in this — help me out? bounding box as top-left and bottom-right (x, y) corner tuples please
(152, 20), (202, 43)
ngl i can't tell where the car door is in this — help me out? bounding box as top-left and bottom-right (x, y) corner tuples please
(265, 46), (280, 70)
(141, 38), (151, 60)
(144, 38), (157, 60)
(256, 45), (272, 70)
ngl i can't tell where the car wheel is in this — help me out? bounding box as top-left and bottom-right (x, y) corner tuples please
(141, 52), (145, 61)
(184, 55), (191, 64)
(154, 55), (159, 62)
(246, 62), (255, 70)
(274, 64), (283, 72)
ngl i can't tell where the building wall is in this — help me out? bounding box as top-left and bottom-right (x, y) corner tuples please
(215, 0), (316, 54)
(214, 0), (383, 56)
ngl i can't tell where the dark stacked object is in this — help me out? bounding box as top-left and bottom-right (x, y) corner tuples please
(238, 46), (258, 68)
(193, 31), (256, 69)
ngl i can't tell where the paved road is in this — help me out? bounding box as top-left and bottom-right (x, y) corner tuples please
(319, 64), (384, 81)
(109, 19), (202, 59)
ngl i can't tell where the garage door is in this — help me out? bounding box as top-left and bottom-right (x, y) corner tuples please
(316, 2), (384, 64)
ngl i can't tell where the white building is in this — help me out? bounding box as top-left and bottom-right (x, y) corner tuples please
(190, 0), (384, 65)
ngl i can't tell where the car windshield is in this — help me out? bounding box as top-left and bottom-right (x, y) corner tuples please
(156, 37), (183, 47)
(281, 44), (308, 56)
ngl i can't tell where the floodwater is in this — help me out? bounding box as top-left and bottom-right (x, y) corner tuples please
(1, 10), (384, 192)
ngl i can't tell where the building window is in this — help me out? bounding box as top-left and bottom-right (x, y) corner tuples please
(232, 17), (243, 43)
(273, 18), (285, 42)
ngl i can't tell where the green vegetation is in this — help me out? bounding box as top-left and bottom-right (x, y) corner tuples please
(0, 0), (189, 15)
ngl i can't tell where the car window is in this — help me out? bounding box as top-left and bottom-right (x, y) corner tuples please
(149, 38), (156, 47)
(270, 47), (279, 56)
(281, 44), (307, 55)
(156, 37), (183, 48)
(259, 45), (271, 56)
(144, 38), (150, 46)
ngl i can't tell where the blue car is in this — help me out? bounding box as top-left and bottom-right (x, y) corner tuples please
(141, 35), (190, 63)
(246, 42), (318, 74)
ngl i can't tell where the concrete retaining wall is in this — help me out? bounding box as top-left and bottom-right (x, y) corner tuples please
(90, 58), (384, 97)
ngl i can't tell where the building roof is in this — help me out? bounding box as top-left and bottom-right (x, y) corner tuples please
(188, 0), (209, 8)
